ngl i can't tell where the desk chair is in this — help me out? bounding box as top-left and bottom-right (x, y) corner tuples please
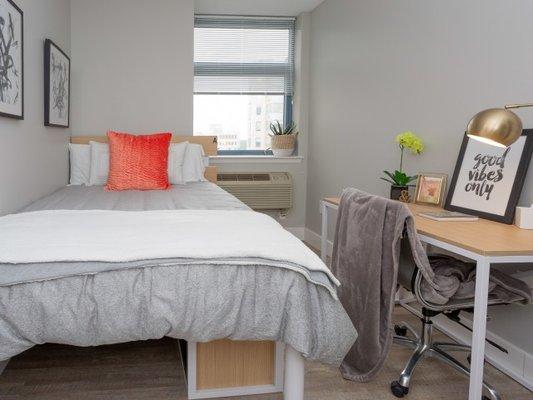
(391, 236), (509, 400)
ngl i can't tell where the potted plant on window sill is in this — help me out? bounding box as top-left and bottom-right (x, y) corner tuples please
(269, 121), (298, 157)
(381, 131), (424, 201)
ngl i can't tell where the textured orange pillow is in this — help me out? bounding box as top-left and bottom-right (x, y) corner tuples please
(105, 131), (172, 191)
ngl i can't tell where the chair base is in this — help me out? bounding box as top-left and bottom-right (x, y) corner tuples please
(391, 316), (501, 400)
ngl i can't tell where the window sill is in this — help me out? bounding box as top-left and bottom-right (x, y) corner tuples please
(209, 155), (304, 164)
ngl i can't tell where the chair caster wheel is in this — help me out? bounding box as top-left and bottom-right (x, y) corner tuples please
(391, 381), (409, 398)
(394, 325), (408, 337)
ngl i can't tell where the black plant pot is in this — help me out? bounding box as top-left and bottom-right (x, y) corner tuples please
(390, 185), (408, 201)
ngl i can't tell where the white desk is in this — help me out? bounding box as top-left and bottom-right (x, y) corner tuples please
(321, 197), (533, 400)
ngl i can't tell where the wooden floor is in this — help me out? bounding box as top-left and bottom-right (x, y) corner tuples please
(0, 307), (531, 400)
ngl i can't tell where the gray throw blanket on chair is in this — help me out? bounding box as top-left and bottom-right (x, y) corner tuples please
(427, 255), (531, 305)
(331, 188), (454, 382)
(332, 188), (531, 382)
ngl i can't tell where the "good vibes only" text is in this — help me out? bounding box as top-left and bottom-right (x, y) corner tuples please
(465, 148), (510, 201)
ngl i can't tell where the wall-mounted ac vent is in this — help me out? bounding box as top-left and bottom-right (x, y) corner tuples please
(217, 172), (293, 210)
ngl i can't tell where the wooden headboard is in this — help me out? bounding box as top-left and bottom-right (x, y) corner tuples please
(70, 135), (218, 184)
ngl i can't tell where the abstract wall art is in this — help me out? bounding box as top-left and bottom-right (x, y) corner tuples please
(0, 0), (23, 119)
(44, 39), (69, 127)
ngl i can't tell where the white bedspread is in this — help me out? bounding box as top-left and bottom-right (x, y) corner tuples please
(0, 209), (339, 288)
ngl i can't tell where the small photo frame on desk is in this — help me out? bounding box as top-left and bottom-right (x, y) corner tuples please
(445, 130), (533, 224)
(414, 173), (447, 207)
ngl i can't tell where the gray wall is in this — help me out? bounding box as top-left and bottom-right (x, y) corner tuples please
(70, 0), (194, 135)
(307, 0), (533, 236)
(0, 0), (71, 215)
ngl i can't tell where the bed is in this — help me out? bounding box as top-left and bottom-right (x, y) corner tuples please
(0, 136), (357, 400)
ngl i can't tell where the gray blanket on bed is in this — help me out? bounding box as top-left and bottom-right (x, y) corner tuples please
(0, 183), (357, 365)
(332, 188), (531, 382)
(23, 182), (248, 212)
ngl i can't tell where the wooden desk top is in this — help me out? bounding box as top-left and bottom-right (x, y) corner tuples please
(324, 197), (533, 257)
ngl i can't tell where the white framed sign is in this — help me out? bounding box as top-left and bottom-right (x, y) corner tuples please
(445, 130), (533, 224)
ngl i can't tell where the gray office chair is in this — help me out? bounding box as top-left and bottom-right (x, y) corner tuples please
(391, 236), (506, 400)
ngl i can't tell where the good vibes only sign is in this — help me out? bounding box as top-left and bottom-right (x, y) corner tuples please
(465, 147), (509, 201)
(446, 131), (533, 224)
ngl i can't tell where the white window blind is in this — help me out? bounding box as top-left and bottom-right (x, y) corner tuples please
(194, 16), (295, 95)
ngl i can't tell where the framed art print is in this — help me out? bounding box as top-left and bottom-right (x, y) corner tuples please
(0, 0), (23, 119)
(414, 173), (447, 207)
(44, 39), (70, 127)
(445, 130), (533, 224)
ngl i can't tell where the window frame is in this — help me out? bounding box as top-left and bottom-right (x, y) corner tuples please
(194, 15), (296, 156)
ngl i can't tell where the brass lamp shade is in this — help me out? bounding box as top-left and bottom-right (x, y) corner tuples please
(466, 108), (523, 148)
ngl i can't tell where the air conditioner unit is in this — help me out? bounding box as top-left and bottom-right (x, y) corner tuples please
(217, 172), (293, 210)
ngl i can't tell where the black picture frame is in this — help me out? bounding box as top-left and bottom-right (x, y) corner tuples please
(0, 0), (24, 120)
(44, 38), (70, 128)
(445, 130), (533, 224)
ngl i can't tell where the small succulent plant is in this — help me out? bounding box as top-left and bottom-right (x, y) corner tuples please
(269, 121), (298, 136)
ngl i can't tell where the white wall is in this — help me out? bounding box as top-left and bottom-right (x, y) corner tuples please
(0, 0), (71, 215)
(307, 0), (533, 236)
(70, 0), (194, 135)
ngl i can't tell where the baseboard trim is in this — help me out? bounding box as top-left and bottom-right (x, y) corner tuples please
(304, 228), (333, 258)
(285, 227), (305, 240)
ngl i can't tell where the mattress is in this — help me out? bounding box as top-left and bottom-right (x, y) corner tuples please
(0, 184), (356, 364)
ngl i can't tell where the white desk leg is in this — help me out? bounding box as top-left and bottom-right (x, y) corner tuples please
(468, 258), (491, 400)
(321, 201), (328, 262)
(284, 346), (305, 400)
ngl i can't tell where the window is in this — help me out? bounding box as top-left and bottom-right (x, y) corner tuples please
(194, 16), (295, 154)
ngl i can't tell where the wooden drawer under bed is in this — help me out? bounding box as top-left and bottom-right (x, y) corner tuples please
(182, 339), (284, 399)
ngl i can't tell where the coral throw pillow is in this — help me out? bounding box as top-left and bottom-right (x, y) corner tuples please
(106, 131), (172, 191)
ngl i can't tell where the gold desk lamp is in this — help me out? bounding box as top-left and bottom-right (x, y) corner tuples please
(467, 103), (533, 147)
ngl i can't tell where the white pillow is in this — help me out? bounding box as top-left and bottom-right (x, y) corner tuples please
(87, 140), (206, 185)
(168, 142), (189, 185)
(68, 144), (91, 185)
(88, 141), (110, 186)
(183, 143), (207, 182)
